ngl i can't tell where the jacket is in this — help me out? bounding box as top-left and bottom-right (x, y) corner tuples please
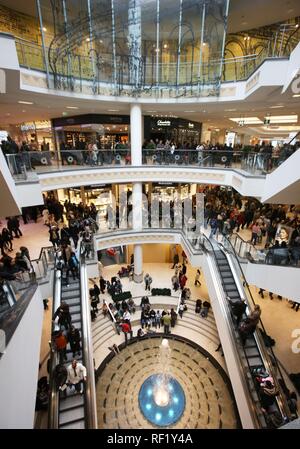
(67, 362), (87, 384)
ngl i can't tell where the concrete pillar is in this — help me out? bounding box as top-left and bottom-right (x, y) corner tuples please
(130, 103), (142, 166)
(132, 182), (143, 230)
(132, 183), (143, 281)
(80, 185), (86, 206)
(133, 243), (143, 283)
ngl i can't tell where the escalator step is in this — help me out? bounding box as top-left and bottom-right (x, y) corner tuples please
(245, 347), (260, 357)
(223, 278), (235, 284)
(247, 356), (263, 366)
(59, 395), (84, 411)
(59, 406), (85, 426)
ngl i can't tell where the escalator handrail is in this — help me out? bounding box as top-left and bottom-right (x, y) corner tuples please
(201, 235), (262, 428)
(219, 236), (292, 421)
(47, 257), (61, 429)
(80, 248), (98, 429)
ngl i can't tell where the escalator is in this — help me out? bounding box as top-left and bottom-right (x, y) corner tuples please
(48, 250), (97, 429)
(58, 276), (85, 429)
(214, 249), (264, 369)
(201, 234), (292, 428)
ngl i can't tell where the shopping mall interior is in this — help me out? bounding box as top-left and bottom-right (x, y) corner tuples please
(1, 0), (300, 433)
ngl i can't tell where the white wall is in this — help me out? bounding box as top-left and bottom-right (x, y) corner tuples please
(14, 181), (44, 208)
(262, 149), (300, 204)
(0, 34), (19, 71)
(0, 150), (21, 217)
(0, 287), (44, 429)
(245, 263), (300, 303)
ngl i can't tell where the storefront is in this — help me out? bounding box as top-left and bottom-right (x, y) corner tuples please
(51, 114), (130, 151)
(149, 182), (196, 201)
(19, 120), (54, 151)
(144, 116), (202, 146)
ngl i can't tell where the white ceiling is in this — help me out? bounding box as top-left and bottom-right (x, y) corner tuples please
(1, 82), (300, 138)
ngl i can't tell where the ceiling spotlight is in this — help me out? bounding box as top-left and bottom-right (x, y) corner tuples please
(18, 100), (33, 105)
(293, 94), (300, 98)
(66, 106), (79, 109)
(163, 44), (168, 49)
(108, 109), (119, 112)
(99, 39), (103, 43)
(42, 27), (47, 32)
(86, 37), (90, 42)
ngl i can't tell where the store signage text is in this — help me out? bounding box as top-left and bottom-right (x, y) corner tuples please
(157, 120), (171, 126)
(21, 120), (51, 132)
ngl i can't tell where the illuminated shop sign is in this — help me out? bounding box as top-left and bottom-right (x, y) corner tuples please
(21, 122), (35, 131)
(157, 120), (171, 126)
(21, 120), (51, 131)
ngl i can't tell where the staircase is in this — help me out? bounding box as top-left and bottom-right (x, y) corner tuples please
(92, 296), (222, 370)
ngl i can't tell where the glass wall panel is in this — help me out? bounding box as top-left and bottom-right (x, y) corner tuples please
(37, 0), (228, 97)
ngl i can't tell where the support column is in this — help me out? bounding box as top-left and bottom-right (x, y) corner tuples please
(80, 186), (86, 206)
(133, 244), (143, 283)
(130, 103), (142, 166)
(130, 102), (143, 282)
(132, 182), (143, 282)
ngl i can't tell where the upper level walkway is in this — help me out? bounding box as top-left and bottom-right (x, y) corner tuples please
(3, 147), (299, 209)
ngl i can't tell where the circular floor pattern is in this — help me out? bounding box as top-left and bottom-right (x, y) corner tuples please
(96, 337), (239, 429)
(138, 374), (186, 427)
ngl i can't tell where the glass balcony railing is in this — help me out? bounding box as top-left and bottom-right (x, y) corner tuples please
(227, 233), (300, 268)
(13, 35), (298, 96)
(4, 148), (297, 181)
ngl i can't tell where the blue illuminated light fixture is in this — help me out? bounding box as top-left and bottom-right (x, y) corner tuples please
(139, 374), (185, 427)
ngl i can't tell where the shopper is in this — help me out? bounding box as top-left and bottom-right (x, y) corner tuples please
(171, 274), (179, 291)
(67, 325), (81, 358)
(120, 321), (133, 345)
(67, 359), (87, 395)
(179, 273), (187, 290)
(53, 330), (68, 363)
(228, 298), (247, 325)
(144, 273), (153, 291)
(194, 269), (201, 286)
(170, 308), (177, 327)
(162, 312), (171, 334)
(53, 302), (72, 330)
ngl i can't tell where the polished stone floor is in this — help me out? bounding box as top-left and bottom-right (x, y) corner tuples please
(96, 337), (238, 429)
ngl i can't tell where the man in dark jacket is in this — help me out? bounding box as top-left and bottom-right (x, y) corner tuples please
(228, 298), (247, 325)
(67, 325), (81, 357)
